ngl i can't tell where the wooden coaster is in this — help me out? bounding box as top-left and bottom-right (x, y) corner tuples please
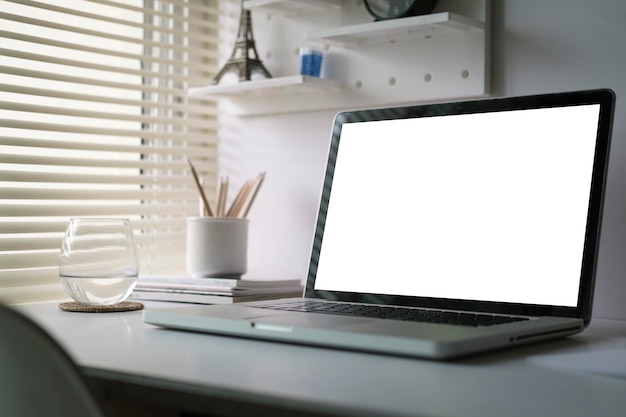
(59, 301), (144, 313)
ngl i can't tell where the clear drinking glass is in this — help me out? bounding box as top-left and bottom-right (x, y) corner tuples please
(59, 218), (139, 305)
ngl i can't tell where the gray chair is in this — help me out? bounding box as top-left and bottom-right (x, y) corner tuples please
(0, 303), (105, 417)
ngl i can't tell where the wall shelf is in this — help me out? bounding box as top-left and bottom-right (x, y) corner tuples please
(306, 12), (485, 47)
(189, 75), (342, 98)
(196, 0), (490, 116)
(243, 0), (341, 16)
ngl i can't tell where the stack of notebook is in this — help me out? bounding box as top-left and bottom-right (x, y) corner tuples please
(131, 276), (304, 305)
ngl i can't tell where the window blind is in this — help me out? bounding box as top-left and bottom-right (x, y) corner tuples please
(0, 0), (220, 303)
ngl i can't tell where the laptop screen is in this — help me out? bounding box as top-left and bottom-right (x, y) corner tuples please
(307, 90), (614, 318)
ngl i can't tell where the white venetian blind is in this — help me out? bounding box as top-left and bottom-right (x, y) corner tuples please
(0, 0), (220, 303)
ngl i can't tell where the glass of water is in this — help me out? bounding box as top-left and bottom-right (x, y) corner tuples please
(59, 218), (139, 305)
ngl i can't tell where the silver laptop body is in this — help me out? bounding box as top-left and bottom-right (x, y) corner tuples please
(144, 89), (615, 360)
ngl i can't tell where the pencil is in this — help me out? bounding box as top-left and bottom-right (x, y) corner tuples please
(186, 158), (214, 217)
(226, 180), (251, 218)
(216, 176), (228, 217)
(240, 172), (265, 218)
(199, 178), (209, 217)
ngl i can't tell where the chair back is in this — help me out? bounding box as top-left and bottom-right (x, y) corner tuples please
(0, 303), (105, 417)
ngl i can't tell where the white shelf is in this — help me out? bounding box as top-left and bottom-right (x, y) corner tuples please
(189, 75), (342, 98)
(306, 12), (485, 47)
(243, 0), (341, 16)
(196, 1), (490, 115)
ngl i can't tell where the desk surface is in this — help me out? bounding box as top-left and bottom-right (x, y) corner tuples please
(16, 302), (626, 417)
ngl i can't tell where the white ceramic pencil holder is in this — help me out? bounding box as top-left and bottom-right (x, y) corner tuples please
(186, 217), (248, 278)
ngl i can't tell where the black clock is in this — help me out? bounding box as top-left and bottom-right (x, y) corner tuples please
(364, 0), (437, 21)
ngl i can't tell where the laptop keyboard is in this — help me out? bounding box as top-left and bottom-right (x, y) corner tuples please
(254, 300), (529, 327)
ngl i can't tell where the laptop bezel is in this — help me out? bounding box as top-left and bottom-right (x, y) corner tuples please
(304, 89), (615, 324)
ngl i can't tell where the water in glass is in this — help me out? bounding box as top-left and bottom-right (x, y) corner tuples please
(59, 218), (139, 305)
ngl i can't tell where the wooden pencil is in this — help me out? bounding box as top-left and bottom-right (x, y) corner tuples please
(187, 158), (214, 217)
(226, 180), (251, 218)
(216, 176), (228, 217)
(240, 172), (266, 218)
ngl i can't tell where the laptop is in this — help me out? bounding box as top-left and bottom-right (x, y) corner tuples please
(144, 89), (615, 360)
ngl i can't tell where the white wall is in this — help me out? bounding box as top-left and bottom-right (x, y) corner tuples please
(219, 0), (626, 320)
(490, 0), (626, 320)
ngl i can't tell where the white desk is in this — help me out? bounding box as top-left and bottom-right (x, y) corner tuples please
(16, 302), (626, 417)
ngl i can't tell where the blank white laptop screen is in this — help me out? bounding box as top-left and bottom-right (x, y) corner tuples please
(314, 105), (601, 307)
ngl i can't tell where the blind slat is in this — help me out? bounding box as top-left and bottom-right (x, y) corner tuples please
(0, 83), (218, 115)
(1, 187), (200, 201)
(1, 30), (219, 65)
(0, 154), (217, 172)
(0, 64), (215, 97)
(1, 47), (217, 80)
(1, 251), (59, 270)
(3, 101), (216, 129)
(0, 119), (216, 141)
(0, 231), (185, 252)
(0, 137), (219, 157)
(0, 218), (188, 234)
(0, 221), (68, 234)
(0, 267), (59, 287)
(0, 9), (218, 45)
(10, 0), (220, 24)
(0, 203), (202, 217)
(86, 0), (219, 23)
(2, 171), (200, 185)
(0, 236), (62, 252)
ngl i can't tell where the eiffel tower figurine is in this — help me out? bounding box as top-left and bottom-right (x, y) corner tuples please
(213, 4), (272, 84)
